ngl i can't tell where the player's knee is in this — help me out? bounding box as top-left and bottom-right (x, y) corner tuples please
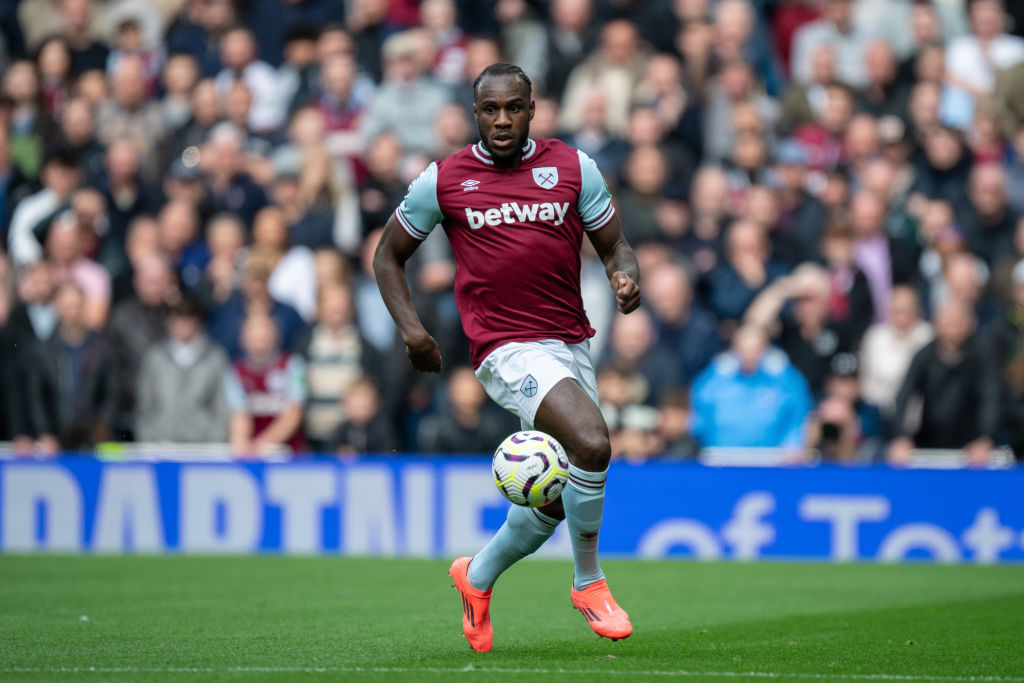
(572, 432), (611, 472)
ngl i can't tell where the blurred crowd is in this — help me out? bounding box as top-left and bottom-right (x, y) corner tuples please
(1, 0), (1023, 464)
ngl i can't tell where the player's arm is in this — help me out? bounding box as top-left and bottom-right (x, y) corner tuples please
(587, 214), (641, 314)
(374, 215), (442, 373)
(576, 149), (640, 314)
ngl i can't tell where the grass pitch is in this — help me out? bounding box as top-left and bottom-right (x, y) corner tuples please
(0, 557), (1022, 682)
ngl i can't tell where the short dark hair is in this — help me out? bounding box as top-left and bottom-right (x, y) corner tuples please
(472, 62), (532, 102)
(168, 296), (205, 321)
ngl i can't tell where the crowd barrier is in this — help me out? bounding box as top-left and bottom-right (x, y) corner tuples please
(0, 456), (1021, 563)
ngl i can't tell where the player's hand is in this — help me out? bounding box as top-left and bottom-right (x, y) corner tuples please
(405, 333), (443, 373)
(610, 271), (640, 314)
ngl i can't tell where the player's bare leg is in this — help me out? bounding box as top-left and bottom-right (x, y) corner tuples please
(534, 378), (633, 640)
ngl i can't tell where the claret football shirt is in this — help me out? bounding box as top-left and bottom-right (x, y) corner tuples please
(395, 137), (616, 367)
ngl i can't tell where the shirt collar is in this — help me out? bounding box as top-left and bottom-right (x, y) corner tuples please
(472, 138), (536, 166)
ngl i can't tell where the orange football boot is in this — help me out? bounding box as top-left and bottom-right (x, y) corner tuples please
(448, 556), (493, 652)
(570, 579), (633, 641)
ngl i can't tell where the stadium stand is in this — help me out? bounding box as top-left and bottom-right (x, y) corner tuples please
(1, 0), (1023, 466)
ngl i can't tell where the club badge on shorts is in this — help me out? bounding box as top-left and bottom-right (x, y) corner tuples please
(532, 167), (558, 189)
(520, 374), (538, 397)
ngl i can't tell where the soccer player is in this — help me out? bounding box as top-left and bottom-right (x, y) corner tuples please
(374, 62), (641, 651)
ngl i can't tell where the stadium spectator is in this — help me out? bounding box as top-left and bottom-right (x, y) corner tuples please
(778, 44), (836, 137)
(704, 219), (786, 330)
(106, 253), (178, 440)
(690, 324), (813, 450)
(95, 54), (166, 168)
(889, 299), (1000, 465)
(642, 260), (721, 388)
(856, 40), (909, 120)
(202, 122), (268, 226)
(859, 286), (933, 418)
(790, 0), (871, 87)
(251, 206), (316, 322)
(214, 26), (283, 134)
(359, 31), (450, 156)
(960, 163), (1018, 267)
(302, 281), (382, 451)
(26, 281), (118, 450)
(560, 19), (648, 136)
(8, 148), (80, 265)
(208, 249), (306, 360)
(850, 189), (918, 322)
(195, 212), (244, 310)
(226, 312), (307, 455)
(3, 58), (57, 182)
(653, 389), (700, 460)
(135, 296), (230, 443)
(745, 262), (864, 397)
(600, 308), (681, 406)
(43, 210), (111, 329)
(99, 138), (164, 248)
(0, 125), (31, 238)
(328, 375), (393, 454)
(417, 365), (510, 454)
(945, 0), (1024, 101)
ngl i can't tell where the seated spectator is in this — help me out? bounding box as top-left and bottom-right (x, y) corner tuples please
(208, 249), (307, 360)
(302, 282), (382, 452)
(889, 299), (1000, 466)
(859, 285), (933, 417)
(106, 253), (179, 440)
(157, 198), (206, 291)
(690, 324), (813, 449)
(2, 59), (57, 182)
(26, 282), (119, 450)
(251, 206), (317, 322)
(43, 211), (111, 329)
(196, 213), (245, 310)
(643, 260), (721, 387)
(201, 122), (268, 227)
(214, 26), (284, 133)
(704, 219), (786, 332)
(226, 313), (308, 455)
(560, 19), (649, 137)
(960, 163), (1017, 267)
(94, 54), (166, 176)
(417, 365), (510, 454)
(779, 44), (836, 136)
(329, 375), (394, 454)
(8, 148), (81, 266)
(601, 307), (681, 405)
(746, 263), (858, 397)
(790, 0), (871, 88)
(850, 189), (919, 322)
(654, 389), (700, 460)
(770, 140), (828, 266)
(359, 31), (451, 156)
(135, 297), (230, 443)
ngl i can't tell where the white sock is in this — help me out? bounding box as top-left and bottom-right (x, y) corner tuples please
(562, 463), (607, 590)
(467, 505), (560, 590)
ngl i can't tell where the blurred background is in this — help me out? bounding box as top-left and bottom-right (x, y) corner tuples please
(0, 0), (1023, 469)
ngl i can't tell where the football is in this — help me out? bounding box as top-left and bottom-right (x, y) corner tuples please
(492, 430), (570, 507)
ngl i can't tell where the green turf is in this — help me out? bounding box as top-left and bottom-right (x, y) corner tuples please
(0, 557), (1022, 682)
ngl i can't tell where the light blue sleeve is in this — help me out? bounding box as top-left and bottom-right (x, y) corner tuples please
(394, 162), (442, 240)
(576, 149), (616, 232)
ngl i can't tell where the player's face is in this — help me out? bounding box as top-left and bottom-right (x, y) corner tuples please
(474, 75), (534, 166)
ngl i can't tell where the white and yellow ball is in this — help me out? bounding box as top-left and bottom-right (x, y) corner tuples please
(492, 430), (570, 507)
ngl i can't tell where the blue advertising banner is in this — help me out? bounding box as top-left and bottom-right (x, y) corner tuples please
(1, 458), (1022, 563)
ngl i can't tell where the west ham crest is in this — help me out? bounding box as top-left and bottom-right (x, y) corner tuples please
(532, 167), (558, 189)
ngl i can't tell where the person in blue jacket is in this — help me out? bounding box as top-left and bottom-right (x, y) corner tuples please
(691, 324), (813, 449)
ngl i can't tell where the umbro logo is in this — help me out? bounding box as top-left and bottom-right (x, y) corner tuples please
(461, 179), (480, 191)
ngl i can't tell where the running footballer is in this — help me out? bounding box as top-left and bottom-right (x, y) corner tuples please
(374, 62), (641, 651)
